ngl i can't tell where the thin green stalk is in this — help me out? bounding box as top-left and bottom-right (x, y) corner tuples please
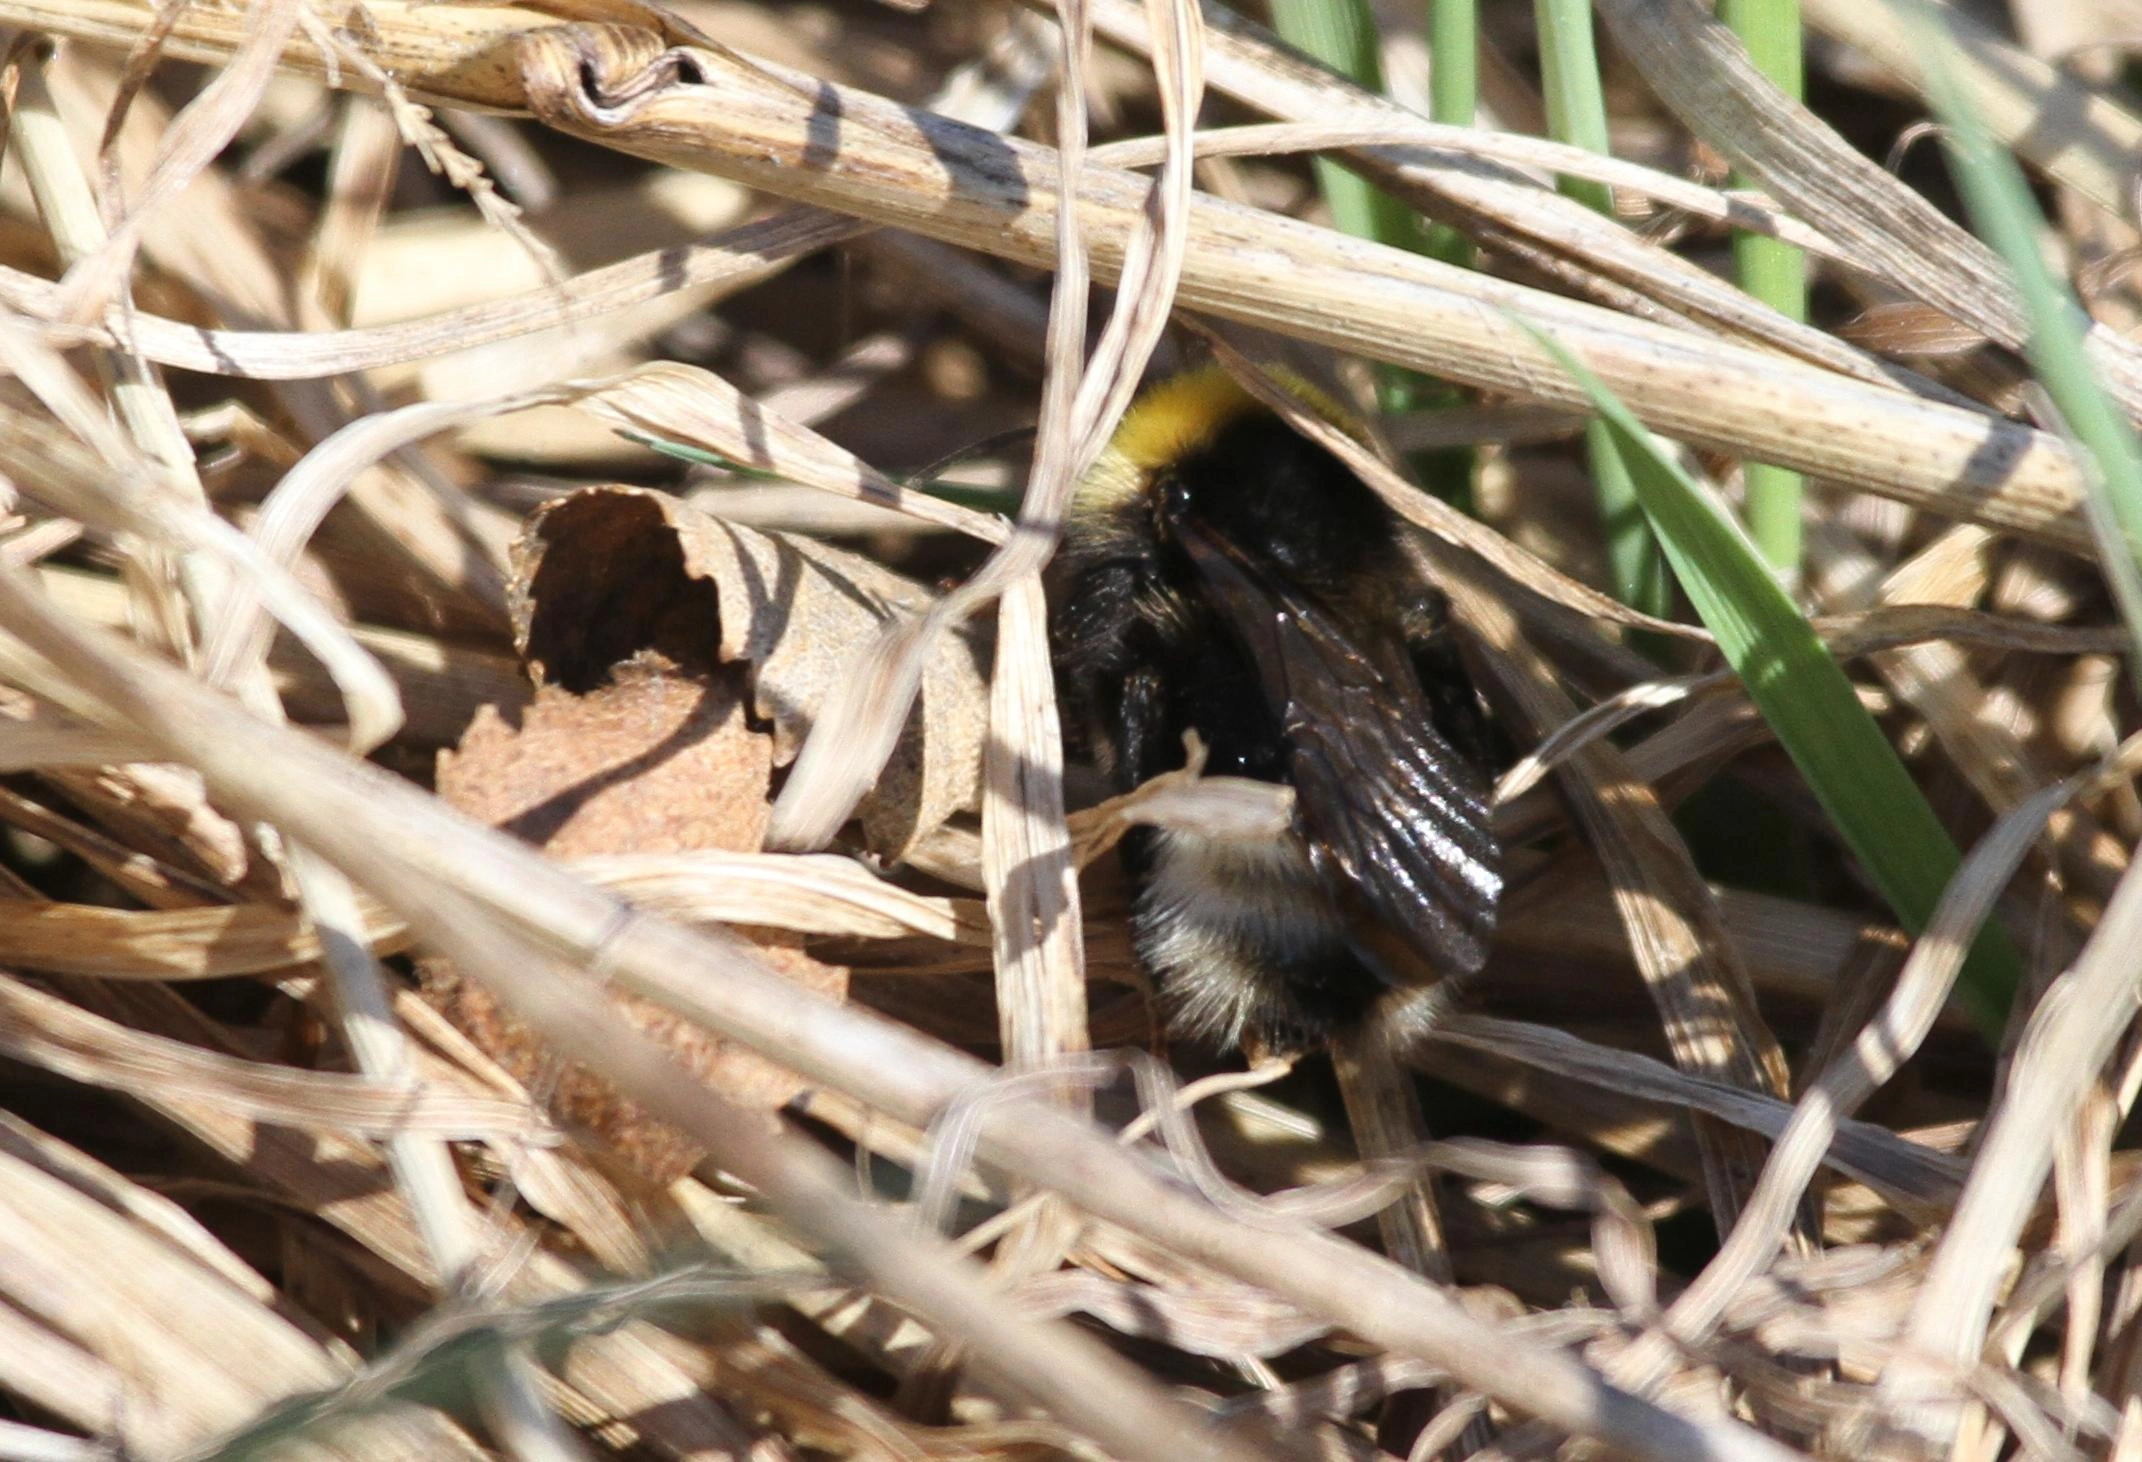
(1269, 0), (1473, 505)
(1268, 0), (1420, 253)
(1425, 0), (1478, 271)
(1721, 0), (1808, 579)
(1532, 0), (1615, 210)
(1532, 0), (1670, 619)
(1429, 0), (1477, 130)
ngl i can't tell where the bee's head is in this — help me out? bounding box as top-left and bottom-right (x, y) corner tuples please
(1065, 368), (1251, 537)
(1070, 366), (1337, 528)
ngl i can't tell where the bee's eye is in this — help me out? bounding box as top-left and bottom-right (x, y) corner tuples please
(1153, 475), (1193, 528)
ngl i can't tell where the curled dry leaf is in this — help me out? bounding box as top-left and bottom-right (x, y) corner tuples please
(430, 657), (846, 1185)
(510, 485), (989, 862)
(1066, 737), (1296, 871)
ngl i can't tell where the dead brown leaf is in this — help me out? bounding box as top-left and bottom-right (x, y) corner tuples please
(511, 485), (989, 862)
(429, 660), (845, 1185)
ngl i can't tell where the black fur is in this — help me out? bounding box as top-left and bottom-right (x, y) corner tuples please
(1049, 407), (1502, 1052)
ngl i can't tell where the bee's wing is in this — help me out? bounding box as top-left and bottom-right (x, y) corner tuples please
(1274, 606), (1501, 976)
(1169, 515), (1501, 977)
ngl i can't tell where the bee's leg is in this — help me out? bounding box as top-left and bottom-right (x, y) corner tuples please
(1115, 663), (1176, 789)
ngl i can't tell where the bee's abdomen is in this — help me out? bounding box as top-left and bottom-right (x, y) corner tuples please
(1133, 828), (1387, 1052)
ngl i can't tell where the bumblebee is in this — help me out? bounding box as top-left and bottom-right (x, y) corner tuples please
(1048, 368), (1502, 1054)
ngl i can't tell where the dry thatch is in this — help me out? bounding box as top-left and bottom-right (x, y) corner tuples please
(0, 1), (2133, 1459)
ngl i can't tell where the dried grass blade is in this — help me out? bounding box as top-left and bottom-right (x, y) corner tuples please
(984, 576), (1088, 1067)
(1909, 11), (2142, 678)
(1590, 0), (2142, 419)
(1421, 1137), (1657, 1317)
(2049, 1089), (2115, 1411)
(1812, 525), (2129, 909)
(41, 43), (522, 640)
(1333, 1039), (1457, 1288)
(1433, 543), (1794, 1232)
(579, 361), (1004, 540)
(10, 48), (198, 658)
(72, 974), (780, 1459)
(1014, 1267), (1332, 1356)
(0, 1107), (274, 1299)
(0, 1295), (133, 1450)
(0, 894), (387, 979)
(1087, 121), (1848, 268)
(0, 1123), (466, 1458)
(1068, 763), (1295, 870)
(53, 0), (301, 323)
(0, 700), (144, 768)
(0, 854), (975, 984)
(0, 0), (568, 111)
(0, 327), (402, 749)
(1992, 1158), (2142, 1359)
(1621, 742), (2141, 1396)
(0, 570), (1804, 1462)
(5, 5), (2082, 538)
(1800, 0), (2142, 222)
(1421, 1014), (1965, 1215)
(6, 551), (1269, 1456)
(418, 891), (1287, 1462)
(990, 0), (1192, 1076)
(283, 840), (582, 1458)
(582, 851), (982, 943)
(511, 25), (2090, 553)
(37, 560), (525, 747)
(205, 363), (1002, 719)
(1815, 601), (2132, 660)
(0, 968), (545, 1139)
(1075, 0), (1902, 390)
(0, 207), (865, 379)
(207, 1267), (826, 1461)
(200, 389), (564, 698)
(1885, 793), (2142, 1443)
(300, 96), (403, 327)
(767, 0), (1200, 849)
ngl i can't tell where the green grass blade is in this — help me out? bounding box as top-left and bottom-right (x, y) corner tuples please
(1582, 416), (1670, 624)
(1520, 322), (2022, 1032)
(1720, 0), (1808, 578)
(618, 429), (785, 477)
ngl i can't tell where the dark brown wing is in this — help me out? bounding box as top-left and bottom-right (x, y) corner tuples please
(1167, 514), (1501, 977)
